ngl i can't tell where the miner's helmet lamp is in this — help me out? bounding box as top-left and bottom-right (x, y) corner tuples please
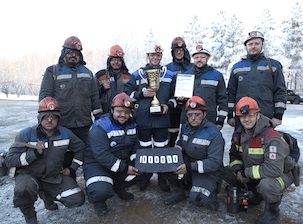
(244, 31), (264, 46)
(108, 45), (125, 57)
(111, 92), (133, 109)
(185, 96), (207, 111)
(63, 36), (83, 51)
(236, 97), (260, 116)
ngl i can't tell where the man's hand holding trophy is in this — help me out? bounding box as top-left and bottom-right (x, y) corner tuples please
(139, 66), (167, 114)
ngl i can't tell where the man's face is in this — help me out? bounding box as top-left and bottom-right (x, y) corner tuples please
(245, 38), (263, 55)
(147, 53), (162, 66)
(110, 57), (122, 71)
(112, 107), (131, 124)
(187, 109), (205, 127)
(239, 112), (260, 130)
(193, 53), (209, 68)
(173, 48), (184, 60)
(41, 114), (59, 132)
(64, 50), (81, 65)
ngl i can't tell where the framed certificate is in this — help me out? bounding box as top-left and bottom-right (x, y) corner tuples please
(174, 74), (195, 98)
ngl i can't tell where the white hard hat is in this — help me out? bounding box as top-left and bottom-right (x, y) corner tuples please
(192, 44), (211, 57)
(146, 41), (163, 54)
(244, 31), (264, 45)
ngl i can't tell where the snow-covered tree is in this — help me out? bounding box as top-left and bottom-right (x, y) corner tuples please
(209, 11), (245, 80)
(282, 1), (303, 91)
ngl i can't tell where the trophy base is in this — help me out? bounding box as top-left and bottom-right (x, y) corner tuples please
(150, 106), (162, 114)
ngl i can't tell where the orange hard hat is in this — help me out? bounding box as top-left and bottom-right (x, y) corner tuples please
(236, 97), (260, 116)
(38, 97), (60, 113)
(111, 92), (132, 108)
(185, 96), (207, 111)
(63, 36), (83, 51)
(108, 45), (125, 57)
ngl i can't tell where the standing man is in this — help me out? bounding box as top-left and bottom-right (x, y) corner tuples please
(166, 37), (194, 147)
(83, 93), (139, 216)
(180, 44), (228, 130)
(225, 97), (294, 223)
(125, 41), (176, 191)
(174, 96), (225, 210)
(95, 45), (131, 114)
(227, 31), (287, 128)
(39, 36), (102, 173)
(5, 97), (85, 224)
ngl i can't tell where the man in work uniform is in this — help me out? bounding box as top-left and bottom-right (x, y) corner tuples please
(5, 97), (85, 224)
(166, 36), (194, 147)
(225, 97), (295, 224)
(39, 36), (102, 176)
(125, 41), (176, 191)
(227, 31), (287, 128)
(173, 96), (225, 210)
(95, 45), (131, 114)
(83, 93), (139, 216)
(180, 44), (228, 130)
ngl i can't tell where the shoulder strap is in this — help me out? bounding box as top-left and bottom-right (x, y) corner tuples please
(266, 58), (274, 77)
(260, 127), (270, 148)
(52, 64), (58, 96)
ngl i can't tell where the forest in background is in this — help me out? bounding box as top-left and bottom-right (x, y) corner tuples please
(0, 1), (302, 97)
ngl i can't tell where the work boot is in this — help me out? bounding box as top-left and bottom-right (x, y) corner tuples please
(94, 201), (108, 216)
(206, 193), (219, 211)
(158, 173), (170, 192)
(114, 184), (134, 201)
(136, 173), (152, 191)
(19, 206), (38, 224)
(39, 191), (58, 210)
(163, 191), (186, 205)
(257, 200), (281, 224)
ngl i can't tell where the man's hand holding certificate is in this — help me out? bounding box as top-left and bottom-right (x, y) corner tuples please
(174, 74), (195, 98)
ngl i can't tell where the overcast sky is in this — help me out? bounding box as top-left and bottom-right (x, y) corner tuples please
(0, 0), (298, 58)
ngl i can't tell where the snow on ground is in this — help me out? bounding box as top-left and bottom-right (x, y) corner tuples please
(0, 95), (302, 224)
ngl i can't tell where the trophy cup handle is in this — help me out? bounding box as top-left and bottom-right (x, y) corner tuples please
(160, 66), (167, 82)
(138, 68), (145, 80)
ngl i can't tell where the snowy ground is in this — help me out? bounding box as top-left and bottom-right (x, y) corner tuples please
(0, 95), (302, 224)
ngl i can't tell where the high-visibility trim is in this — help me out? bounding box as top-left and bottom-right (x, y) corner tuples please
(86, 176), (113, 187)
(73, 158), (83, 166)
(154, 139), (169, 147)
(197, 160), (204, 173)
(125, 175), (136, 182)
(20, 152), (29, 166)
(234, 67), (250, 73)
(110, 159), (121, 172)
(252, 165), (261, 179)
(192, 138), (210, 146)
(130, 153), (136, 161)
(191, 186), (210, 197)
(235, 145), (243, 152)
(56, 187), (82, 200)
(77, 73), (91, 78)
(126, 128), (136, 135)
(201, 80), (218, 86)
(248, 147), (264, 155)
(139, 140), (153, 147)
(107, 130), (125, 138)
(228, 102), (235, 108)
(57, 74), (72, 80)
(53, 139), (70, 147)
(168, 128), (180, 133)
(182, 135), (188, 141)
(218, 110), (228, 116)
(229, 159), (243, 168)
(276, 177), (285, 190)
(275, 102), (286, 109)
